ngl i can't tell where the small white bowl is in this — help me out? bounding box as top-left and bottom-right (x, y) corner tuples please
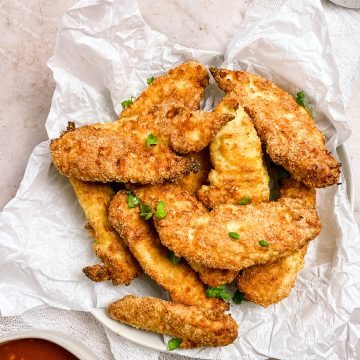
(328, 0), (360, 8)
(0, 330), (98, 360)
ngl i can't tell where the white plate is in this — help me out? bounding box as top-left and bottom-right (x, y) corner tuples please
(92, 144), (354, 353)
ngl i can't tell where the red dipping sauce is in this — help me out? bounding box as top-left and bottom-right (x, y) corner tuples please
(0, 338), (79, 360)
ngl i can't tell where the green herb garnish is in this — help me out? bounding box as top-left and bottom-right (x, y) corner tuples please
(239, 196), (251, 205)
(121, 96), (135, 108)
(147, 76), (155, 85)
(259, 240), (269, 247)
(206, 285), (231, 300)
(228, 232), (240, 240)
(232, 290), (245, 304)
(126, 191), (140, 208)
(168, 338), (182, 351)
(155, 201), (167, 219)
(295, 90), (311, 113)
(169, 251), (181, 265)
(146, 133), (158, 148)
(140, 203), (153, 220)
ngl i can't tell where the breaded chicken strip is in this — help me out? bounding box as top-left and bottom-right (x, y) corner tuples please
(70, 178), (141, 285)
(132, 184), (321, 271)
(108, 295), (238, 348)
(210, 68), (340, 188)
(120, 62), (209, 117)
(198, 94), (270, 208)
(237, 179), (315, 307)
(108, 191), (228, 311)
(50, 107), (232, 184)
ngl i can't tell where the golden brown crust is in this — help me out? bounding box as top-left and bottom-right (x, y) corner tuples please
(108, 295), (238, 348)
(187, 261), (238, 287)
(108, 191), (228, 311)
(237, 245), (308, 307)
(82, 264), (110, 282)
(198, 93), (270, 208)
(237, 179), (315, 306)
(50, 117), (200, 184)
(120, 62), (209, 117)
(210, 68), (340, 188)
(133, 184), (322, 271)
(70, 178), (141, 285)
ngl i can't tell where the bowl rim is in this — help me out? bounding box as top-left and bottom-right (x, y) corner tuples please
(0, 329), (98, 360)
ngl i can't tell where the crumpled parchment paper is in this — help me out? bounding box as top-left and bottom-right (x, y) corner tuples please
(0, 0), (359, 358)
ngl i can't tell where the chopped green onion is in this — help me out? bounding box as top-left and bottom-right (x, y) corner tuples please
(232, 290), (245, 304)
(140, 203), (152, 220)
(239, 196), (251, 205)
(295, 90), (311, 113)
(126, 191), (140, 208)
(147, 76), (155, 85)
(259, 240), (269, 247)
(169, 251), (181, 264)
(206, 285), (231, 300)
(228, 232), (240, 240)
(121, 96), (135, 108)
(146, 133), (158, 148)
(167, 338), (182, 351)
(155, 200), (167, 219)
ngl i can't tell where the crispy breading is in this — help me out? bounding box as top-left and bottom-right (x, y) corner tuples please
(132, 184), (321, 271)
(120, 62), (209, 117)
(70, 177), (141, 285)
(237, 245), (308, 307)
(82, 263), (110, 282)
(176, 149), (211, 194)
(108, 191), (228, 311)
(187, 262), (238, 287)
(50, 107), (232, 184)
(210, 67), (340, 188)
(237, 179), (315, 306)
(198, 93), (270, 208)
(108, 295), (238, 348)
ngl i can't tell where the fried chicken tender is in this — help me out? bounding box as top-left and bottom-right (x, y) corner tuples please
(70, 177), (141, 285)
(198, 94), (270, 208)
(50, 106), (232, 184)
(210, 67), (340, 188)
(108, 295), (238, 348)
(237, 245), (308, 307)
(108, 191), (228, 311)
(237, 179), (315, 307)
(120, 62), (209, 117)
(132, 184), (321, 271)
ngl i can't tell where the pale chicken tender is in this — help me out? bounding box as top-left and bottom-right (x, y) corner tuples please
(70, 177), (141, 285)
(198, 93), (270, 208)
